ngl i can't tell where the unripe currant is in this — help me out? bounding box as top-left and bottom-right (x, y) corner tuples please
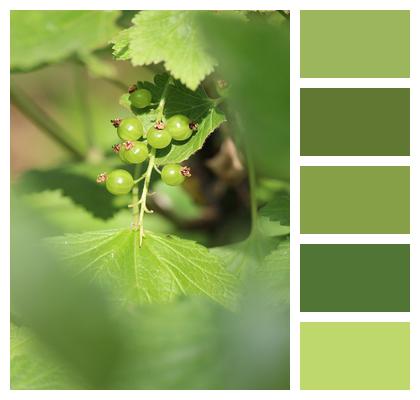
(129, 88), (152, 109)
(113, 117), (143, 141)
(166, 114), (192, 141)
(105, 169), (134, 195)
(123, 141), (149, 164)
(161, 164), (191, 186)
(147, 127), (172, 149)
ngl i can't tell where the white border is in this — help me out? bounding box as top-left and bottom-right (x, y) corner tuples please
(2, 0), (419, 399)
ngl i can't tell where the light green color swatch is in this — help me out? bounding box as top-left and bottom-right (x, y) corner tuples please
(300, 10), (410, 77)
(300, 167), (410, 234)
(300, 322), (410, 390)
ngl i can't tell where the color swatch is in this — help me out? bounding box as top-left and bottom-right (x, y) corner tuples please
(300, 166), (410, 234)
(300, 88), (410, 156)
(300, 244), (410, 312)
(300, 322), (410, 390)
(300, 10), (410, 77)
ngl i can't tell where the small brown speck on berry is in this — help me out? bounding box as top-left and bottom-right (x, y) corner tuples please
(124, 141), (134, 150)
(111, 118), (122, 128)
(128, 84), (137, 93)
(154, 120), (165, 130)
(180, 166), (191, 177)
(96, 172), (107, 183)
(112, 144), (121, 153)
(189, 122), (198, 131)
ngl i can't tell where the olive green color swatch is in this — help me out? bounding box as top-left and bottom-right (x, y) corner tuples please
(300, 167), (410, 234)
(300, 10), (410, 78)
(300, 322), (410, 390)
(300, 89), (410, 156)
(300, 244), (410, 312)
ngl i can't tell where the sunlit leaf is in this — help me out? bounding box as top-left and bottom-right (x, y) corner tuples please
(47, 229), (238, 309)
(21, 190), (174, 235)
(112, 11), (216, 90)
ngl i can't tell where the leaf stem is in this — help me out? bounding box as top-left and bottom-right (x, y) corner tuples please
(11, 84), (85, 159)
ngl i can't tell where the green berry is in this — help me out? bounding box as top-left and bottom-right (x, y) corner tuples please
(117, 117), (143, 141)
(105, 169), (134, 195)
(166, 114), (192, 141)
(129, 89), (152, 109)
(124, 141), (149, 164)
(118, 146), (128, 163)
(161, 164), (187, 186)
(147, 127), (171, 149)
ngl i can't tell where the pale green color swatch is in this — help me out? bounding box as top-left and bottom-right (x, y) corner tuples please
(300, 10), (410, 77)
(300, 322), (410, 390)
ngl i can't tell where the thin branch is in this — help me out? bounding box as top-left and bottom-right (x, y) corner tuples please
(11, 84), (85, 159)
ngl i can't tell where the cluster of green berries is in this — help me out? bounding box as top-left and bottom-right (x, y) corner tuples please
(97, 84), (197, 196)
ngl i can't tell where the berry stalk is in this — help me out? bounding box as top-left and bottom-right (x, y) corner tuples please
(136, 76), (172, 245)
(138, 148), (156, 246)
(131, 164), (142, 228)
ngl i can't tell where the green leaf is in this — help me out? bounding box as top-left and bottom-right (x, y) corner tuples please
(11, 11), (120, 72)
(211, 230), (279, 276)
(11, 324), (83, 389)
(120, 74), (226, 165)
(112, 11), (217, 90)
(11, 196), (125, 389)
(110, 28), (131, 60)
(156, 108), (225, 165)
(259, 193), (290, 236)
(211, 194), (289, 301)
(47, 229), (238, 309)
(115, 295), (289, 389)
(212, 235), (289, 307)
(21, 190), (174, 235)
(112, 299), (225, 389)
(15, 159), (126, 220)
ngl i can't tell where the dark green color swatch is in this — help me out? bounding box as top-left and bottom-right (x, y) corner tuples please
(300, 244), (410, 312)
(300, 89), (410, 156)
(300, 166), (410, 234)
(300, 322), (410, 389)
(300, 10), (410, 77)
